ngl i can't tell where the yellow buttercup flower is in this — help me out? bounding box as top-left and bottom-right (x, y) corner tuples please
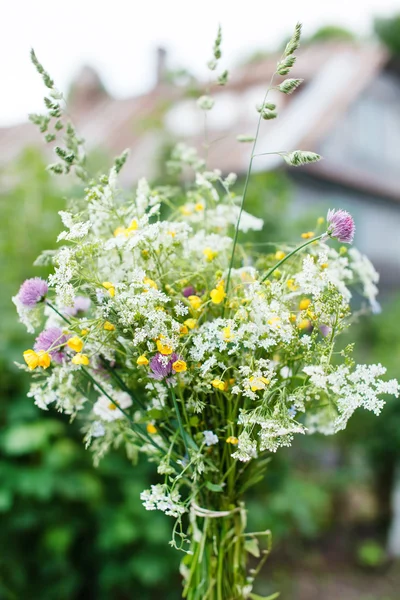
(23, 349), (51, 370)
(223, 326), (234, 342)
(37, 351), (51, 369)
(226, 436), (239, 445)
(71, 353), (90, 365)
(126, 219), (138, 233)
(203, 247), (218, 261)
(298, 319), (310, 330)
(179, 324), (189, 335)
(299, 298), (311, 311)
(184, 318), (197, 330)
(211, 379), (225, 391)
(102, 282), (115, 297)
(147, 423), (157, 434)
(188, 295), (202, 310)
(320, 262), (328, 269)
(113, 226), (126, 237)
(104, 321), (116, 331)
(301, 231), (314, 239)
(137, 355), (149, 366)
(180, 204), (192, 216)
(172, 359), (187, 373)
(275, 250), (286, 260)
(249, 376), (270, 392)
(267, 317), (281, 327)
(23, 349), (39, 370)
(156, 338), (173, 355)
(143, 277), (158, 290)
(80, 329), (89, 336)
(287, 279), (298, 292)
(210, 281), (225, 304)
(67, 336), (84, 353)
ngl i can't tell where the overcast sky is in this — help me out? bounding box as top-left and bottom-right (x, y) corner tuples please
(1, 0), (399, 126)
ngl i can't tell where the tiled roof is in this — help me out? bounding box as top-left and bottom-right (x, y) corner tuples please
(0, 41), (394, 196)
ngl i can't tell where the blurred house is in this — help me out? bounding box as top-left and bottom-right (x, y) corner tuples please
(1, 41), (400, 290)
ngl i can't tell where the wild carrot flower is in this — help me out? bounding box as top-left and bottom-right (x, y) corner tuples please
(34, 327), (69, 363)
(326, 209), (355, 244)
(17, 278), (48, 308)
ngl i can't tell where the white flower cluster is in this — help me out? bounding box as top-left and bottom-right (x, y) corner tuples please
(140, 484), (187, 518)
(304, 363), (399, 434)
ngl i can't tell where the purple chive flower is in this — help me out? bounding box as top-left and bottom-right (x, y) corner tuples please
(326, 209), (355, 244)
(64, 296), (91, 317)
(182, 286), (196, 298)
(34, 327), (69, 363)
(319, 324), (332, 338)
(149, 352), (180, 381)
(17, 278), (48, 308)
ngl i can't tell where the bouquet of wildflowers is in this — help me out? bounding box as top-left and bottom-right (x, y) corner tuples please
(14, 23), (399, 599)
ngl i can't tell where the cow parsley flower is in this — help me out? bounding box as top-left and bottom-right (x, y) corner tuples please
(203, 430), (218, 446)
(140, 484), (186, 517)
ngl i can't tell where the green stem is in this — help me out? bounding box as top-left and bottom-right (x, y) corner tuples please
(224, 73), (277, 303)
(81, 367), (163, 450)
(261, 233), (325, 282)
(45, 299), (70, 324)
(168, 384), (190, 458)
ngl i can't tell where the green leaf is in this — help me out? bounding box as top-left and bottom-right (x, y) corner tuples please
(249, 592), (280, 600)
(205, 481), (224, 493)
(244, 537), (260, 558)
(147, 408), (164, 420)
(237, 134), (255, 143)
